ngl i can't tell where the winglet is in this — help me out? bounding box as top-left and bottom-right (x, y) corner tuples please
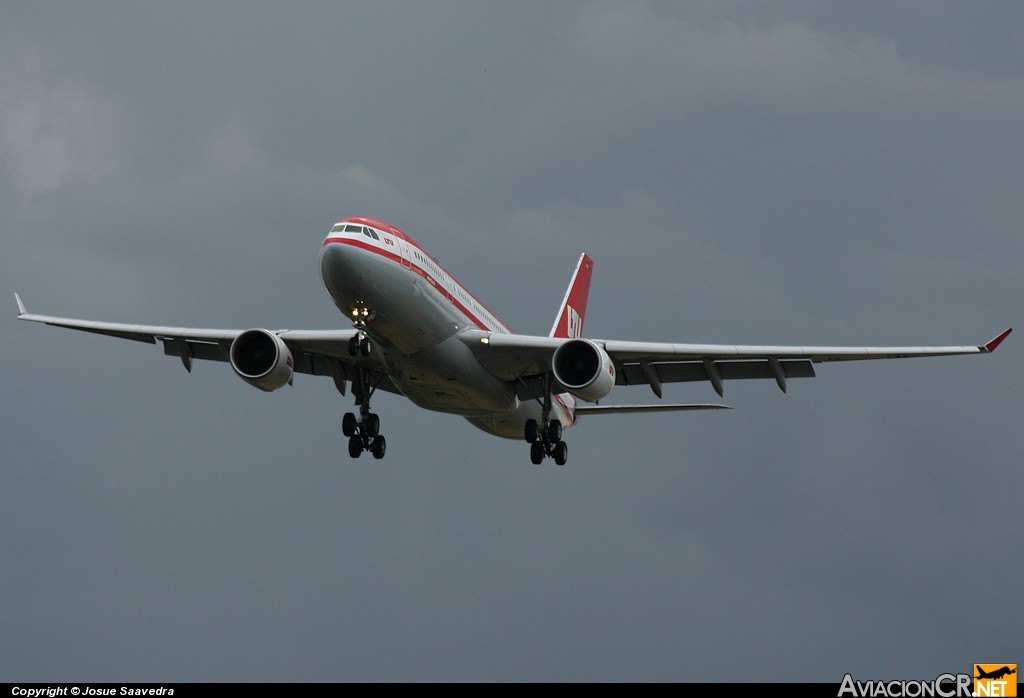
(982, 327), (1012, 353)
(15, 293), (26, 316)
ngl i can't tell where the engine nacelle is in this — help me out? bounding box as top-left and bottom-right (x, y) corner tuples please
(552, 338), (616, 403)
(230, 329), (294, 392)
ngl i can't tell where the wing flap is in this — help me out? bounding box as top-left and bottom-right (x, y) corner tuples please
(617, 358), (815, 386)
(161, 338), (228, 362)
(575, 403), (731, 414)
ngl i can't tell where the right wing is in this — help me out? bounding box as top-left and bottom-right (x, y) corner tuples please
(459, 325), (1012, 402)
(14, 294), (400, 395)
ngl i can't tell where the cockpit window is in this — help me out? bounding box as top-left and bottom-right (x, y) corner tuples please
(330, 223), (381, 240)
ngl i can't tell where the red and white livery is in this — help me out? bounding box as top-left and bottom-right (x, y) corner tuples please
(17, 216), (1012, 465)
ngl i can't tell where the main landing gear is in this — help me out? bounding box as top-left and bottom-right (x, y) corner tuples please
(524, 375), (568, 466)
(525, 418), (568, 466)
(343, 404), (386, 460)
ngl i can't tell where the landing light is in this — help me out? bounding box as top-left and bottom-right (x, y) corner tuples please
(480, 336), (490, 345)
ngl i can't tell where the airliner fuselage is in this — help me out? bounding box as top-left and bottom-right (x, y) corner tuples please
(320, 216), (572, 438)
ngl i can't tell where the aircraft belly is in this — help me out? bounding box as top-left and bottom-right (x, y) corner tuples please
(321, 240), (551, 438)
(385, 335), (518, 415)
(465, 402), (545, 439)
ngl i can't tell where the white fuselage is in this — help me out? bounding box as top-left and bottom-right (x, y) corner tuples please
(319, 217), (573, 438)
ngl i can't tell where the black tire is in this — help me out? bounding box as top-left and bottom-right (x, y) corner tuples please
(530, 442), (545, 465)
(360, 336), (371, 357)
(365, 413), (380, 437)
(553, 441), (568, 466)
(547, 419), (562, 443)
(371, 435), (386, 460)
(342, 412), (357, 437)
(524, 419), (538, 444)
(348, 336), (359, 357)
(348, 434), (363, 458)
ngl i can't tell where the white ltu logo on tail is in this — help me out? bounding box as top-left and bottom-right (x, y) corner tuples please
(566, 305), (582, 339)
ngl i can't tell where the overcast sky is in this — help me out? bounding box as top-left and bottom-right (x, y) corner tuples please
(3, 1), (1021, 682)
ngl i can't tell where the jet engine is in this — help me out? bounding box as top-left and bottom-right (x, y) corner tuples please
(551, 338), (616, 403)
(229, 329), (294, 392)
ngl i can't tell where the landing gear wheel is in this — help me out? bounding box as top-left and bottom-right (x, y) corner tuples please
(344, 365), (387, 460)
(371, 435), (386, 460)
(348, 434), (363, 458)
(348, 335), (359, 357)
(365, 413), (380, 438)
(360, 336), (371, 357)
(524, 376), (572, 464)
(553, 441), (568, 466)
(530, 442), (545, 465)
(524, 419), (538, 444)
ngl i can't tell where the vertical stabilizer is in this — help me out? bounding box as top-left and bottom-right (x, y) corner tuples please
(549, 253), (594, 339)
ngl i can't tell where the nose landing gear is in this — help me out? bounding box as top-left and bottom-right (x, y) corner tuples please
(347, 331), (371, 357)
(347, 304), (376, 357)
(342, 357), (386, 459)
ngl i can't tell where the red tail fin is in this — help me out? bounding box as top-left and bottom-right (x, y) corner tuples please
(550, 253), (594, 338)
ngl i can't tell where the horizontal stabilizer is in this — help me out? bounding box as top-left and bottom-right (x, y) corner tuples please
(574, 403), (731, 414)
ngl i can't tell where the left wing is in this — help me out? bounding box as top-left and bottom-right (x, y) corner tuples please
(460, 326), (1012, 400)
(15, 294), (400, 395)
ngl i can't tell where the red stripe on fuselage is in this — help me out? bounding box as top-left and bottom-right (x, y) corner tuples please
(323, 235), (510, 334)
(334, 217), (513, 332)
(325, 228), (576, 428)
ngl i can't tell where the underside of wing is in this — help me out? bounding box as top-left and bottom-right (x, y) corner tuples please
(459, 326), (1011, 399)
(15, 295), (401, 395)
(603, 330), (1011, 397)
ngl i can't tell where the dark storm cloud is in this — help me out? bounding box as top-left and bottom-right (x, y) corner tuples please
(3, 1), (1021, 681)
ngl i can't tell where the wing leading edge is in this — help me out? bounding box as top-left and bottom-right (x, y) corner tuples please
(16, 294), (1011, 405)
(14, 294), (400, 395)
(459, 326), (1012, 400)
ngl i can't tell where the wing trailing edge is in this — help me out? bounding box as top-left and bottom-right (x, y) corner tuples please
(574, 403), (731, 414)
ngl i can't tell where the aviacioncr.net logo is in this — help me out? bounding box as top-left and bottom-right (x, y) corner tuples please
(838, 673), (973, 697)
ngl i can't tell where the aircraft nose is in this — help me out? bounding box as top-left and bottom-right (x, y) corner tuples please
(320, 241), (351, 283)
(320, 239), (372, 304)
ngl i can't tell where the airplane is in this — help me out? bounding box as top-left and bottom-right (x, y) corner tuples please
(16, 216), (1012, 465)
(976, 666), (1017, 681)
